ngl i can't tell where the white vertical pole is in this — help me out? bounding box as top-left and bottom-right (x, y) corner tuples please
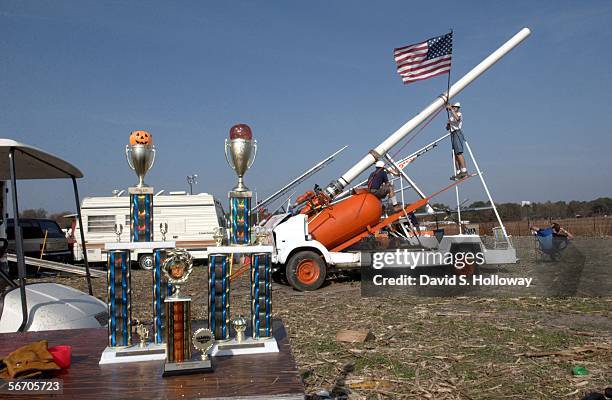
(400, 173), (405, 207)
(464, 141), (509, 241)
(452, 150), (462, 234)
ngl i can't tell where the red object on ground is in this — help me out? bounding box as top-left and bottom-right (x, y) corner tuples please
(48, 345), (72, 369)
(229, 124), (253, 140)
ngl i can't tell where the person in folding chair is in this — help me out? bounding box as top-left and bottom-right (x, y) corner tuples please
(367, 161), (401, 213)
(531, 222), (573, 261)
(446, 102), (470, 180)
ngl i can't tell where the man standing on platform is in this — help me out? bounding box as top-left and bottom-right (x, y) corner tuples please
(446, 102), (469, 180)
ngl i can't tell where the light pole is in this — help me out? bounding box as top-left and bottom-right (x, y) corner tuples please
(187, 174), (198, 195)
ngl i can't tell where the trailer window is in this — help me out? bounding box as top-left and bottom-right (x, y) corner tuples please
(88, 215), (116, 233)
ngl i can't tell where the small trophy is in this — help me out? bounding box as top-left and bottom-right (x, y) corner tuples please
(114, 223), (123, 242)
(160, 222), (168, 241)
(192, 328), (214, 362)
(212, 226), (224, 246)
(162, 249), (213, 376)
(135, 320), (150, 349)
(232, 316), (247, 343)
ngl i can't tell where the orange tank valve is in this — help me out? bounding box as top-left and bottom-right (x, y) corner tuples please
(295, 191), (315, 205)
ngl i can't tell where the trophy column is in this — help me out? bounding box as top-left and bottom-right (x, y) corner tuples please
(208, 254), (230, 340)
(107, 249), (132, 347)
(153, 248), (172, 344)
(229, 192), (251, 245)
(129, 188), (154, 242)
(166, 298), (192, 364)
(251, 252), (272, 339)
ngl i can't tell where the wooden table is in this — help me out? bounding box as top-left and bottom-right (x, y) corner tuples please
(0, 320), (304, 399)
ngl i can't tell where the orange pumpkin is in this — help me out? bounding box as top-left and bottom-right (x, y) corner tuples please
(129, 130), (153, 146)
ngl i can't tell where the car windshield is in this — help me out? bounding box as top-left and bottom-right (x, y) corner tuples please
(39, 220), (66, 238)
(6, 219), (64, 239)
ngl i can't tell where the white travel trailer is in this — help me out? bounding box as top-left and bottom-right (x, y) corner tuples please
(74, 191), (225, 268)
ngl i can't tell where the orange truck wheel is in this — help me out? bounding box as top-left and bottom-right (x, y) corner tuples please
(286, 251), (327, 291)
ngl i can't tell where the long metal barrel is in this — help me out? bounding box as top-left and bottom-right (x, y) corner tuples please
(325, 27), (531, 197)
(251, 145), (347, 212)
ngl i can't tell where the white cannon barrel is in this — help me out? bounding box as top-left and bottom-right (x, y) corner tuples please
(325, 27), (531, 197)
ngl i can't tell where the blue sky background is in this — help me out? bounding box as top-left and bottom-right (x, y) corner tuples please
(1, 1), (611, 213)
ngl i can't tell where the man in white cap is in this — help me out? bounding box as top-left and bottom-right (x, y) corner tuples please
(446, 102), (469, 180)
(367, 160), (401, 212)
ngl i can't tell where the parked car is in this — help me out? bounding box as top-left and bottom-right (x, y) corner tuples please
(6, 218), (73, 264)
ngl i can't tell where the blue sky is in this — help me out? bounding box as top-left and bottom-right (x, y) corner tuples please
(1, 1), (611, 213)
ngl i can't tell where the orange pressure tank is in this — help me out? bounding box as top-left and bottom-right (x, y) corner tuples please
(307, 190), (382, 249)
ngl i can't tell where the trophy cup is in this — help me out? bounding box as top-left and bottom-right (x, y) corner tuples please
(207, 124), (277, 356)
(232, 316), (247, 343)
(114, 223), (123, 242)
(126, 130), (155, 242)
(225, 124), (257, 193)
(135, 320), (150, 348)
(225, 124), (257, 245)
(163, 249), (213, 376)
(160, 222), (168, 241)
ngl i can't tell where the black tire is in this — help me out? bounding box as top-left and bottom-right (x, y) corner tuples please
(286, 251), (327, 291)
(271, 268), (288, 285)
(138, 254), (154, 270)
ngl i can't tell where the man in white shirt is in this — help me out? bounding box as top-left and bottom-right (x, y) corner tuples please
(446, 102), (469, 180)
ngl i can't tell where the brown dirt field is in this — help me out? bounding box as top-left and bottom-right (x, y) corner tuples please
(35, 236), (611, 399)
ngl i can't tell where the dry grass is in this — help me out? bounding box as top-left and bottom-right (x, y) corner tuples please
(41, 236), (611, 399)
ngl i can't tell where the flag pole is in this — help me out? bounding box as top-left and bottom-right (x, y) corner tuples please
(445, 29), (453, 107)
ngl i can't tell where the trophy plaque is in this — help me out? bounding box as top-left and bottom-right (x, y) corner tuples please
(163, 249), (214, 376)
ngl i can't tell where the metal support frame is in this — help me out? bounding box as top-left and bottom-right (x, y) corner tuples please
(383, 153), (427, 200)
(464, 141), (509, 241)
(72, 176), (93, 295)
(5, 146), (94, 332)
(452, 150), (463, 235)
(9, 148), (28, 332)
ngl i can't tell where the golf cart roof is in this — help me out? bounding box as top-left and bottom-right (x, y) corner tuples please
(0, 139), (83, 179)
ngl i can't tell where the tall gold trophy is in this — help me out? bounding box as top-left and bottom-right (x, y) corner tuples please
(207, 124), (277, 356)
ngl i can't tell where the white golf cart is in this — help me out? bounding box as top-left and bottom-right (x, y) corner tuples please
(0, 139), (107, 332)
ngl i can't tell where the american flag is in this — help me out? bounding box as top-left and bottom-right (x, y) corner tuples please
(394, 32), (453, 85)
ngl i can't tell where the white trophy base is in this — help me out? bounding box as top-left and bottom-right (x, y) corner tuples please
(99, 343), (167, 365)
(210, 336), (279, 357)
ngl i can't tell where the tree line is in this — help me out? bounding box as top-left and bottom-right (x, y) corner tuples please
(17, 197), (612, 228)
(423, 197), (612, 223)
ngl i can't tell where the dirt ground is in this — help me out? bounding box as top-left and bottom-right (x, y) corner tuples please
(43, 236), (611, 399)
